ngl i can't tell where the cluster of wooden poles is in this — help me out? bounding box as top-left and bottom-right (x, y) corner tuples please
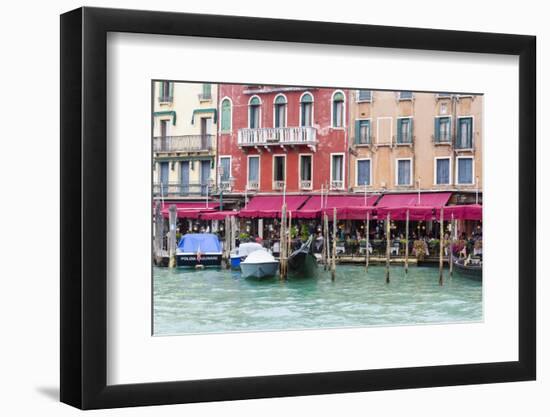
(320, 206), (457, 286)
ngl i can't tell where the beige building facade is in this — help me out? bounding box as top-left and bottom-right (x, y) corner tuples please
(153, 81), (218, 199)
(349, 90), (482, 203)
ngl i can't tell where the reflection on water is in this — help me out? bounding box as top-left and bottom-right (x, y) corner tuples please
(153, 265), (482, 335)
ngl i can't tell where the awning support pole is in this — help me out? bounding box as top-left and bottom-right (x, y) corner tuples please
(365, 211), (370, 273)
(385, 212), (390, 284)
(405, 209), (409, 274)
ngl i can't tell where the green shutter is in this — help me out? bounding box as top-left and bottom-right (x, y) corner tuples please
(355, 120), (361, 144)
(397, 119), (402, 143)
(221, 99), (231, 131)
(410, 118), (413, 143)
(168, 82), (173, 100)
(434, 118), (440, 141)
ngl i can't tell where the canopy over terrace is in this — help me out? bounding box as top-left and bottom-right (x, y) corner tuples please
(200, 210), (239, 220)
(239, 195), (309, 218)
(294, 195), (379, 219)
(160, 202), (220, 219)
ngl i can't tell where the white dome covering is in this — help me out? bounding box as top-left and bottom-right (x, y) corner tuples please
(238, 242), (265, 257)
(241, 249), (276, 264)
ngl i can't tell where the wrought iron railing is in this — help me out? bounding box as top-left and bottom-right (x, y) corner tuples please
(238, 127), (317, 146)
(153, 135), (214, 152)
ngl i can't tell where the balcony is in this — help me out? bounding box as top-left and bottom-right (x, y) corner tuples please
(330, 180), (344, 190)
(300, 180), (312, 190)
(153, 135), (214, 153)
(198, 93), (212, 101)
(238, 127), (317, 151)
(272, 180), (285, 191)
(247, 181), (259, 191)
(153, 182), (215, 197)
(158, 95), (173, 103)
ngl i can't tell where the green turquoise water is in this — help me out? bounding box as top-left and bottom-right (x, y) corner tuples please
(153, 265), (482, 335)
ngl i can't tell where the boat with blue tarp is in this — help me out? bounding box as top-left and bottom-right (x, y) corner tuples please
(176, 233), (222, 268)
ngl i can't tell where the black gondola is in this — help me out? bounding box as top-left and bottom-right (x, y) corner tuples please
(287, 235), (318, 277)
(452, 255), (482, 281)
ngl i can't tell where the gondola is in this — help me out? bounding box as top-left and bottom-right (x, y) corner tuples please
(452, 255), (482, 281)
(287, 235), (318, 277)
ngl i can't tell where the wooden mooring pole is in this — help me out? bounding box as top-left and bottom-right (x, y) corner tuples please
(365, 211), (370, 272)
(331, 207), (337, 281)
(280, 204), (288, 280)
(154, 201), (163, 265)
(385, 212), (391, 283)
(323, 213), (330, 271)
(168, 204), (177, 268)
(449, 212), (454, 278)
(439, 207), (444, 286)
(405, 209), (410, 274)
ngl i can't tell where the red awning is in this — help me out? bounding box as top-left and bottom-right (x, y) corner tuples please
(239, 195), (309, 218)
(442, 204), (483, 221)
(376, 192), (452, 208)
(159, 201), (220, 219)
(200, 210), (239, 220)
(294, 195), (379, 219)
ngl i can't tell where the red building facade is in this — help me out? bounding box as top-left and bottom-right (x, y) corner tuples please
(217, 85), (350, 196)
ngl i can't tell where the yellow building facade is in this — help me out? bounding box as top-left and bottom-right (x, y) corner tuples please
(153, 81), (218, 199)
(348, 90), (482, 203)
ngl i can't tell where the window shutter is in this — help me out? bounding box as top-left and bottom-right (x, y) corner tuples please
(168, 82), (173, 100)
(409, 118), (414, 143)
(397, 119), (402, 143)
(355, 120), (361, 144)
(434, 118), (440, 141)
(158, 82), (163, 100)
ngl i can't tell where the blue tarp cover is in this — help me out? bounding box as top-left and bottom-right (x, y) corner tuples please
(177, 233), (222, 253)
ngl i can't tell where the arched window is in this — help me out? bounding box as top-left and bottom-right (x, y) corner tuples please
(273, 95), (287, 128)
(220, 98), (232, 132)
(249, 96), (261, 128)
(332, 91), (345, 128)
(300, 93), (313, 127)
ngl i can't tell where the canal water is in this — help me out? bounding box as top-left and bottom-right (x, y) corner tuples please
(153, 265), (482, 336)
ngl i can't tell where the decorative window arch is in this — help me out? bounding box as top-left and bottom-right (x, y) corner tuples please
(331, 90), (345, 128)
(220, 97), (232, 132)
(248, 95), (261, 128)
(300, 92), (314, 127)
(273, 94), (287, 128)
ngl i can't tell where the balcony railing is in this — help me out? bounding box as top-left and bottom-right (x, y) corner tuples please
(198, 93), (212, 101)
(273, 180), (285, 190)
(300, 180), (312, 190)
(153, 135), (214, 153)
(158, 95), (173, 103)
(238, 127), (317, 147)
(154, 182), (214, 197)
(331, 180), (344, 190)
(247, 181), (259, 191)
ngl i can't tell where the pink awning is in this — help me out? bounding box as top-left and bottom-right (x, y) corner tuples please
(159, 202), (220, 219)
(376, 192), (452, 208)
(294, 195), (379, 219)
(200, 210), (239, 220)
(239, 195), (309, 218)
(442, 204), (483, 221)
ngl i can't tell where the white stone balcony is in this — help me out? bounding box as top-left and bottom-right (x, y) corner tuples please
(238, 127), (317, 151)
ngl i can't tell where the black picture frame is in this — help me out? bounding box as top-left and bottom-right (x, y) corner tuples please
(60, 6), (536, 410)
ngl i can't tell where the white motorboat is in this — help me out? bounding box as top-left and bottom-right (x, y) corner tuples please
(240, 250), (279, 279)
